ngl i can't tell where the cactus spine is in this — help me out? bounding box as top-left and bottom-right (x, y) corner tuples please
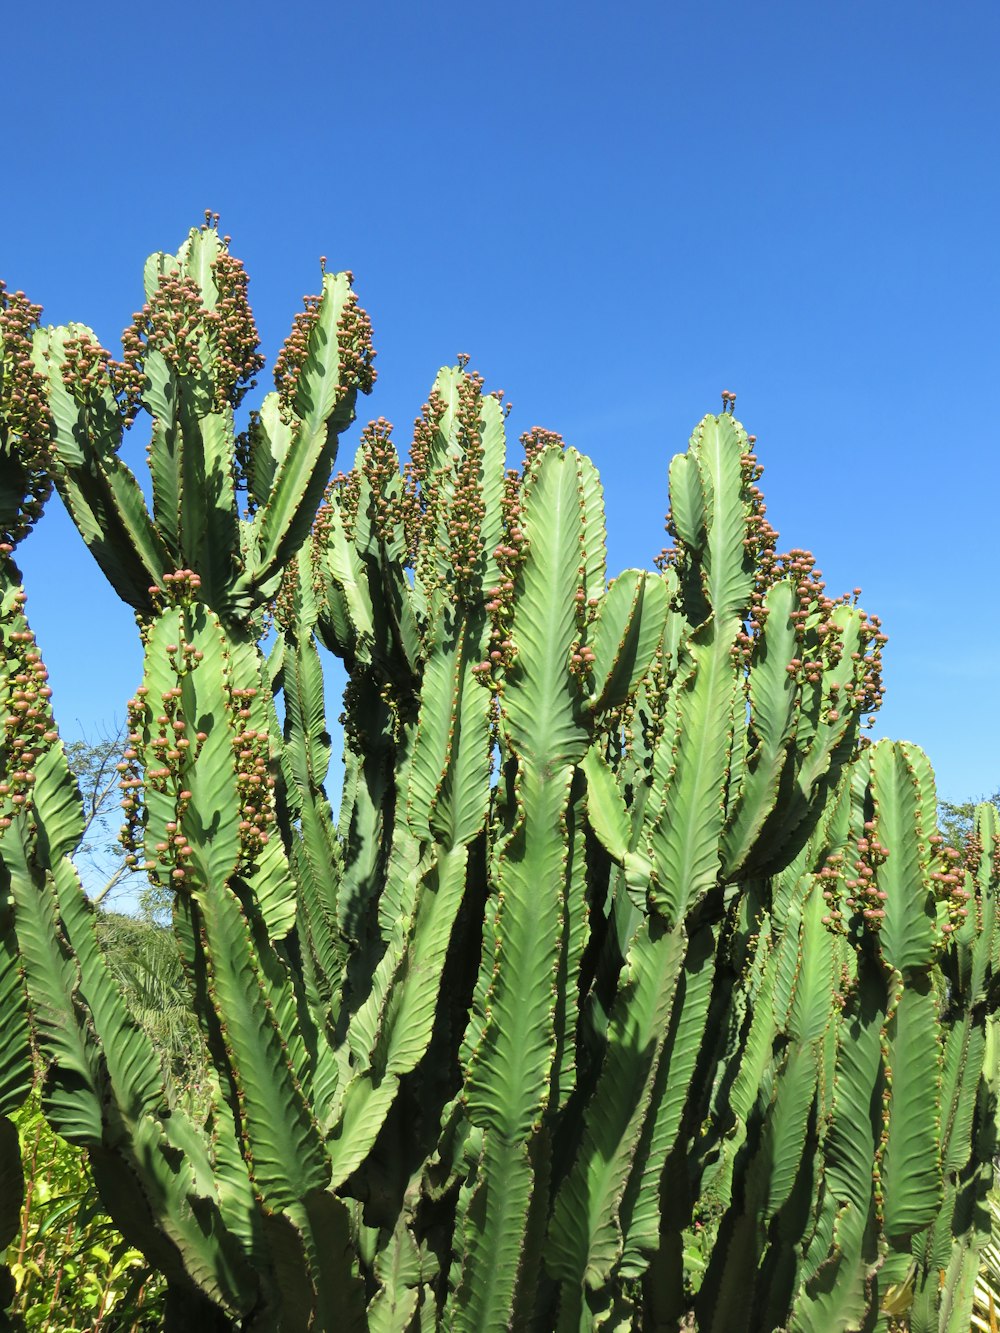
(0, 226), (996, 1331)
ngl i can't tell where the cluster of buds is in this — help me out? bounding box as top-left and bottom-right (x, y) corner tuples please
(769, 550), (884, 725)
(776, 550), (838, 633)
(848, 825), (890, 930)
(120, 601), (210, 881)
(959, 828), (1000, 933)
(927, 832), (969, 936)
(61, 331), (118, 408)
(229, 685), (275, 866)
(848, 610), (886, 722)
(118, 693), (147, 865)
(733, 436), (780, 666)
(122, 683), (199, 885)
(273, 276), (376, 423)
(474, 438), (542, 687)
(272, 559), (299, 630)
(359, 418), (404, 546)
(119, 618), (210, 883)
(209, 242), (266, 409)
(819, 823), (969, 943)
(474, 472), (523, 686)
(117, 686), (199, 884)
(234, 408), (260, 516)
(273, 292), (321, 417)
(518, 426), (563, 475)
(120, 271), (211, 413)
(720, 390), (737, 415)
(0, 282), (52, 546)
(147, 567), (204, 608)
(400, 391), (445, 565)
(443, 374), (488, 602)
(818, 830), (889, 934)
(0, 584), (57, 830)
(631, 643), (673, 767)
(317, 469), (361, 548)
(119, 220), (266, 424)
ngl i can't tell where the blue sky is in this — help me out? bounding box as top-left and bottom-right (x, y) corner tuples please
(4, 0), (998, 806)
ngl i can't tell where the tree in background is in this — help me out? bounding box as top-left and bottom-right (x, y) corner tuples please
(940, 786), (1000, 850)
(64, 729), (173, 921)
(63, 727), (134, 909)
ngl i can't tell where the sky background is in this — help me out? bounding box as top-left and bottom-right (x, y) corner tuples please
(3, 0), (998, 852)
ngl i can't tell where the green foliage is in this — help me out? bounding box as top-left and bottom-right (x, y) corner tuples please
(5, 1094), (166, 1331)
(0, 224), (998, 1331)
(940, 787), (1000, 853)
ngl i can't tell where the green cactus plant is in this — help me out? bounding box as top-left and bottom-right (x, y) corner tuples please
(0, 277), (55, 1315)
(1, 223), (998, 1332)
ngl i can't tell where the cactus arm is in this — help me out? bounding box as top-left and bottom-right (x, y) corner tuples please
(619, 921), (718, 1276)
(464, 771), (574, 1145)
(34, 324), (168, 610)
(334, 679), (398, 953)
(452, 447), (600, 1321)
(193, 881), (368, 1320)
(551, 779), (590, 1112)
(497, 448), (592, 770)
(134, 602), (296, 938)
(880, 984), (940, 1240)
(587, 570), (669, 715)
(578, 449), (608, 603)
(406, 610), (491, 848)
(173, 399), (241, 613)
(196, 879), (328, 1207)
(449, 1135), (536, 1332)
(366, 1210), (429, 1332)
(138, 605), (241, 891)
(51, 859), (265, 1313)
(695, 414), (755, 621)
(279, 626), (345, 1039)
(581, 744), (631, 863)
(545, 923), (688, 1295)
(135, 231), (243, 605)
(786, 971), (885, 1330)
(870, 742), (938, 977)
(477, 392), (507, 591)
(325, 835), (467, 1183)
(322, 497), (377, 653)
(242, 273), (374, 600)
(866, 745), (942, 1240)
(719, 579), (799, 872)
(383, 844), (470, 1074)
(246, 393), (295, 515)
(646, 622), (740, 924)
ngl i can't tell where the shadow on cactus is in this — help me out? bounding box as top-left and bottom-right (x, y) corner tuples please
(0, 220), (998, 1331)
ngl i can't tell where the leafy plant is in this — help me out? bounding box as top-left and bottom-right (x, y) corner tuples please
(6, 1092), (166, 1331)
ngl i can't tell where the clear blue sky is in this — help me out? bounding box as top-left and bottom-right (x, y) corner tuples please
(4, 0), (998, 805)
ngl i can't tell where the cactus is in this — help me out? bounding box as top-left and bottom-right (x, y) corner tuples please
(0, 279), (54, 1313)
(1, 225), (998, 1331)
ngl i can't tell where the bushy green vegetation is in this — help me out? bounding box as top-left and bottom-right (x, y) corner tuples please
(7, 1092), (165, 1331)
